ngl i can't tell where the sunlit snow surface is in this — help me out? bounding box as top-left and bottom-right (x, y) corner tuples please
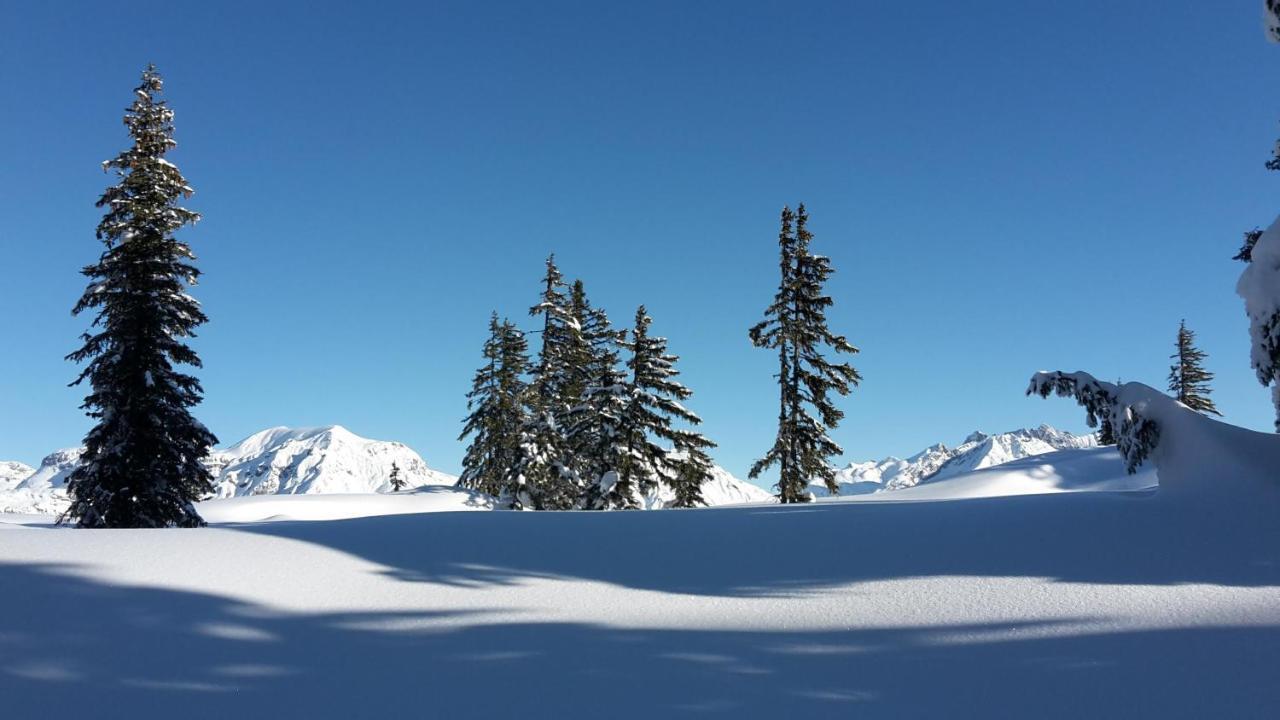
(1, 409), (1277, 718)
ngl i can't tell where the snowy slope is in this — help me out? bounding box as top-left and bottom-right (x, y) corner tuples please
(0, 460), (34, 491)
(819, 424), (1096, 496)
(0, 405), (1277, 718)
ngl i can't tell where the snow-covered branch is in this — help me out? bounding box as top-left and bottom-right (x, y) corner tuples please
(1027, 371), (1160, 474)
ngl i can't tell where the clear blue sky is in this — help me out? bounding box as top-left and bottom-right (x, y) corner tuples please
(2, 2), (1278, 487)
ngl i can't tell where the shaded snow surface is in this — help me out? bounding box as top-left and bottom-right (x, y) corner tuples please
(0, 400), (1277, 717)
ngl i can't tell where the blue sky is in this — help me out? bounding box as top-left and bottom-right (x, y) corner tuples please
(1, 2), (1278, 487)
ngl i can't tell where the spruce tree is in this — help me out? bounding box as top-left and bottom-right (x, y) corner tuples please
(563, 278), (627, 490)
(749, 204), (861, 502)
(509, 256), (580, 509)
(617, 305), (716, 507)
(389, 461), (406, 492)
(1168, 320), (1222, 416)
(458, 314), (530, 497)
(63, 66), (217, 528)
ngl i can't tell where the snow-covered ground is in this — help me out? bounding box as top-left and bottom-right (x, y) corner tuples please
(1, 401), (1277, 718)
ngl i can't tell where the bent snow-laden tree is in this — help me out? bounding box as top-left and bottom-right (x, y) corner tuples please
(458, 314), (530, 497)
(1027, 371), (1159, 474)
(1238, 217), (1280, 431)
(64, 65), (218, 528)
(1168, 320), (1221, 416)
(749, 204), (861, 502)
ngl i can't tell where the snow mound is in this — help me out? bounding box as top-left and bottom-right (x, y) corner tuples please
(819, 424), (1096, 496)
(209, 425), (456, 497)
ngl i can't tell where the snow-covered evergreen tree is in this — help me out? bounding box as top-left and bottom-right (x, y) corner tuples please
(1268, 0), (1280, 44)
(621, 305), (716, 506)
(62, 66), (218, 528)
(1168, 320), (1221, 416)
(562, 278), (628, 495)
(388, 462), (406, 492)
(509, 256), (581, 509)
(749, 205), (861, 502)
(458, 314), (530, 497)
(1238, 217), (1280, 431)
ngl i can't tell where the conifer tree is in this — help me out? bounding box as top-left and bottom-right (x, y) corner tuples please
(509, 256), (581, 509)
(388, 461), (406, 492)
(1168, 320), (1222, 416)
(616, 305), (716, 507)
(563, 278), (627, 490)
(749, 204), (861, 502)
(458, 314), (530, 497)
(62, 66), (217, 529)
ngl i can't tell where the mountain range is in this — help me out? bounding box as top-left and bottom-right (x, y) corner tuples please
(0, 423), (1095, 513)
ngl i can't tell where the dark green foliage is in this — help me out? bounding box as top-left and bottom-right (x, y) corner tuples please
(1168, 320), (1221, 416)
(62, 66), (218, 528)
(749, 205), (861, 502)
(388, 461), (407, 492)
(458, 314), (531, 498)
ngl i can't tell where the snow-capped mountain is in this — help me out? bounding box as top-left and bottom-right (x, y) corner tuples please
(646, 463), (774, 508)
(0, 461), (35, 492)
(209, 425), (455, 497)
(1, 427), (456, 513)
(817, 424), (1097, 496)
(15, 448), (84, 493)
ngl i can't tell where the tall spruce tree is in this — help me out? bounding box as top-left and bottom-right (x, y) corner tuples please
(63, 66), (217, 528)
(1168, 320), (1222, 416)
(458, 313), (529, 497)
(749, 204), (861, 502)
(509, 256), (581, 509)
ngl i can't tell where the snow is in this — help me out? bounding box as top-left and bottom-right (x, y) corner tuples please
(0, 403), (1277, 717)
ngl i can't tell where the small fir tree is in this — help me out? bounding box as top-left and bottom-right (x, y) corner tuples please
(388, 462), (407, 492)
(63, 65), (217, 528)
(749, 204), (861, 502)
(458, 314), (530, 497)
(1168, 320), (1222, 416)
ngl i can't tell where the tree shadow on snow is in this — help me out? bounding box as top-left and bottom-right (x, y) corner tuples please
(0, 561), (1276, 719)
